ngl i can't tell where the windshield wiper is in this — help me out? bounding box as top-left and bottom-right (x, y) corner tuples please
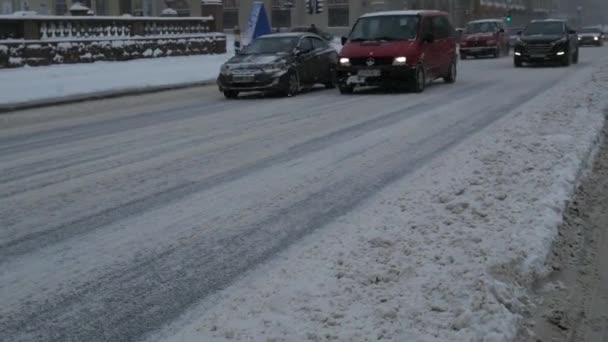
(372, 36), (398, 41)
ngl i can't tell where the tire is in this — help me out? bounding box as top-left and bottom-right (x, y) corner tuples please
(338, 83), (354, 94)
(514, 57), (522, 68)
(223, 90), (239, 99)
(282, 70), (299, 97)
(411, 66), (425, 93)
(443, 61), (457, 84)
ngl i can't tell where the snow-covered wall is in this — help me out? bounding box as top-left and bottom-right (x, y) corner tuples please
(0, 34), (226, 68)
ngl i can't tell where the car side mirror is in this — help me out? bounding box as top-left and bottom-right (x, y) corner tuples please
(293, 47), (302, 56)
(499, 28), (505, 33)
(341, 36), (347, 45)
(423, 33), (435, 43)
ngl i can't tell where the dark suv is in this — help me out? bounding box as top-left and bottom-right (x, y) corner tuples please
(513, 19), (579, 67)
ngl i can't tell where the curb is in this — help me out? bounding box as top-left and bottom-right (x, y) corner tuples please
(0, 79), (216, 114)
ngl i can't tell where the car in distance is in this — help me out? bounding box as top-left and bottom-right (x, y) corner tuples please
(578, 27), (604, 46)
(513, 19), (579, 67)
(336, 10), (457, 94)
(460, 19), (510, 59)
(217, 32), (338, 99)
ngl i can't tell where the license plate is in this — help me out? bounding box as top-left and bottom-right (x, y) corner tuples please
(233, 74), (255, 83)
(358, 69), (381, 77)
(531, 54), (546, 59)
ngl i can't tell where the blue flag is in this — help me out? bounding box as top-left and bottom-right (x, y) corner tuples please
(244, 1), (271, 45)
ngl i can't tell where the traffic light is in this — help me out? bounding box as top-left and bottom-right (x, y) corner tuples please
(315, 0), (324, 13)
(505, 10), (512, 23)
(305, 0), (313, 14)
(305, 0), (323, 15)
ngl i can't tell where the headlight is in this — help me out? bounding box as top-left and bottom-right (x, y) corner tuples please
(392, 56), (407, 65)
(594, 36), (599, 41)
(263, 61), (287, 73)
(339, 57), (350, 66)
(578, 37), (582, 40)
(220, 64), (231, 74)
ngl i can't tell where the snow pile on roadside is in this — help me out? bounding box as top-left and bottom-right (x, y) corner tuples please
(157, 65), (608, 342)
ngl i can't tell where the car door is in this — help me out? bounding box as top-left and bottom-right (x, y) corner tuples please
(431, 15), (450, 77)
(296, 37), (315, 85)
(419, 16), (438, 77)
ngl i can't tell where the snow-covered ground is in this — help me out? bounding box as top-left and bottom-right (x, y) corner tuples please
(0, 36), (235, 106)
(0, 36), (342, 107)
(150, 62), (608, 341)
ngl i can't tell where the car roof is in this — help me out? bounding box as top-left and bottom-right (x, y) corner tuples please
(530, 19), (565, 23)
(467, 19), (503, 24)
(360, 10), (445, 18)
(258, 32), (309, 38)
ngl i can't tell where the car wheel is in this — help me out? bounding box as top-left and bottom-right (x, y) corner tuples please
(514, 57), (523, 68)
(223, 90), (239, 99)
(443, 61), (457, 84)
(411, 66), (425, 93)
(338, 83), (354, 94)
(282, 70), (300, 97)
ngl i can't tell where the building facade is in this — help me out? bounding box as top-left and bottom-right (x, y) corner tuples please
(222, 0), (558, 32)
(1, 0), (202, 16)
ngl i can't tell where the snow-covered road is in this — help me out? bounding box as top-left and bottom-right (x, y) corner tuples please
(1, 47), (608, 342)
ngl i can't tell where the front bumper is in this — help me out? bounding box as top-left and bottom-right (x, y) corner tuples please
(578, 38), (601, 45)
(513, 45), (569, 62)
(460, 46), (498, 55)
(336, 64), (416, 87)
(217, 71), (286, 92)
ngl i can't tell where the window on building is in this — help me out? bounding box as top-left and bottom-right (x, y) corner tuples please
(271, 9), (291, 29)
(223, 0), (239, 30)
(328, 0), (349, 27)
(55, 0), (67, 15)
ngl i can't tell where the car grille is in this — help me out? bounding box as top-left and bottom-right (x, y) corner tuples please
(525, 43), (553, 55)
(349, 57), (394, 66)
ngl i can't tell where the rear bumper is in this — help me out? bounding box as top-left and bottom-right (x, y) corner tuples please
(336, 64), (416, 87)
(460, 46), (498, 55)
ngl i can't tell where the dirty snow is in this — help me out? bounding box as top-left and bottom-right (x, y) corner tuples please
(152, 63), (608, 341)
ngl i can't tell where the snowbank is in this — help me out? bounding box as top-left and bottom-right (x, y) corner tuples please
(153, 63), (608, 341)
(0, 35), (235, 105)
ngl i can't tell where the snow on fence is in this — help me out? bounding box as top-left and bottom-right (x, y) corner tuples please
(0, 15), (226, 68)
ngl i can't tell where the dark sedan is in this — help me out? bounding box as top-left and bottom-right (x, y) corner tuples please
(217, 33), (338, 99)
(513, 19), (579, 67)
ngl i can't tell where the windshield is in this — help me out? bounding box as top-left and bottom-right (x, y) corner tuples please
(242, 36), (299, 54)
(580, 28), (601, 34)
(465, 22), (498, 34)
(523, 22), (564, 36)
(349, 15), (420, 41)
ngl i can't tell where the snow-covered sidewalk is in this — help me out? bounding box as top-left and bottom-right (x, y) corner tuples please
(150, 62), (608, 341)
(0, 37), (235, 107)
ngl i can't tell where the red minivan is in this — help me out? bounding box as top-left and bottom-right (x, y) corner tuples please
(337, 10), (458, 94)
